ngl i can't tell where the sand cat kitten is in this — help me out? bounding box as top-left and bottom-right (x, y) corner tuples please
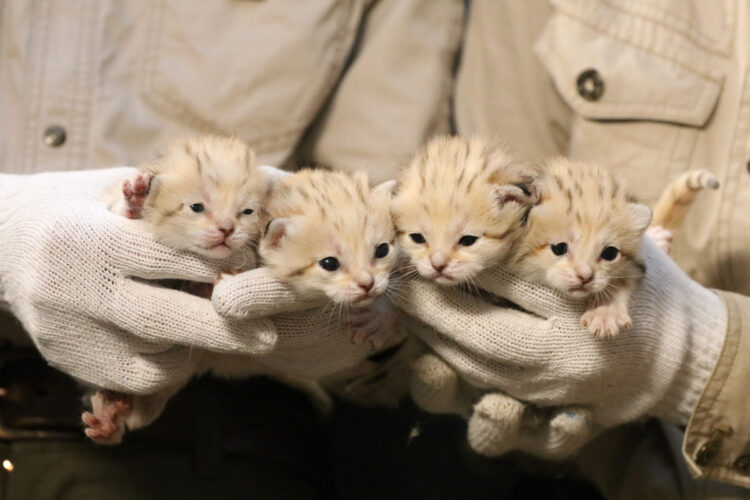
(106, 135), (269, 259)
(393, 136), (539, 285)
(515, 160), (719, 338)
(260, 168), (398, 308)
(512, 158), (652, 338)
(87, 135), (279, 445)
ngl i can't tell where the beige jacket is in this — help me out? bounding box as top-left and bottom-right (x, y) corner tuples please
(456, 0), (750, 493)
(2, 0), (750, 495)
(0, 0), (463, 181)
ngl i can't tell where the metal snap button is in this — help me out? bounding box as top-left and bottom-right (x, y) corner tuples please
(695, 439), (722, 466)
(576, 69), (605, 102)
(43, 125), (66, 147)
(734, 454), (750, 475)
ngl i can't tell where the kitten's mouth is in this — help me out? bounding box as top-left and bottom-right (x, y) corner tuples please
(353, 295), (375, 305)
(432, 273), (455, 285)
(567, 285), (591, 296)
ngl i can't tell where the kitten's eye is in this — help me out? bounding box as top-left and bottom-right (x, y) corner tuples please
(242, 208), (254, 215)
(190, 203), (204, 213)
(409, 233), (426, 244)
(458, 235), (478, 247)
(319, 257), (340, 272)
(374, 243), (389, 259)
(600, 246), (619, 261)
(550, 242), (568, 256)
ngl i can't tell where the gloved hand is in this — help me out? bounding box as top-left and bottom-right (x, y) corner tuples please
(212, 268), (415, 406)
(394, 238), (727, 458)
(0, 169), (373, 394)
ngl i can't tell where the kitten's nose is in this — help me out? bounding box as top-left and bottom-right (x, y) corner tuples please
(355, 273), (374, 292)
(575, 266), (593, 285)
(217, 220), (235, 237)
(430, 253), (448, 273)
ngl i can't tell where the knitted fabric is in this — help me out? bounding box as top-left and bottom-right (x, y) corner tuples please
(0, 169), (374, 394)
(397, 237), (726, 456)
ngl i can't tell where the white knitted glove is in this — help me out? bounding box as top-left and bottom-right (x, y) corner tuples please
(395, 238), (727, 458)
(0, 169), (283, 393)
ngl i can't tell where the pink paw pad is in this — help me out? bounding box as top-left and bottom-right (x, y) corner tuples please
(82, 391), (132, 445)
(122, 173), (153, 219)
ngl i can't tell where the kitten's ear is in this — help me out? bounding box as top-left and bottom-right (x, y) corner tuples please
(260, 166), (291, 191)
(372, 179), (398, 200)
(263, 218), (292, 248)
(495, 182), (539, 209)
(628, 203), (653, 233)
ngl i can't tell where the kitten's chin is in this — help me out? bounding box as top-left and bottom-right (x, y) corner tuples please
(433, 275), (457, 286)
(566, 287), (592, 298)
(201, 244), (233, 259)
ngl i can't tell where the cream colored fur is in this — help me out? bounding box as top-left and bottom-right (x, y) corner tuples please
(514, 158), (651, 338)
(651, 169), (719, 233)
(108, 135), (267, 259)
(393, 136), (539, 285)
(259, 168), (398, 306)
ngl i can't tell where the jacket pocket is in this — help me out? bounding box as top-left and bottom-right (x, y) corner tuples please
(142, 0), (362, 155)
(533, 1), (726, 203)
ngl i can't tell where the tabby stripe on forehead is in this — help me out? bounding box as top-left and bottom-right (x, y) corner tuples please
(194, 150), (202, 175)
(484, 228), (515, 241)
(285, 262), (316, 278)
(163, 203), (184, 217)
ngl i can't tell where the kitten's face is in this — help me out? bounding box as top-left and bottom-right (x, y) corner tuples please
(144, 137), (266, 258)
(393, 136), (536, 285)
(516, 159), (651, 297)
(260, 170), (397, 306)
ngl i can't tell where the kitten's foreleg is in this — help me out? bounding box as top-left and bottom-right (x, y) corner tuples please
(581, 279), (637, 338)
(121, 172), (153, 219)
(347, 296), (402, 349)
(82, 386), (178, 445)
(646, 225), (673, 254)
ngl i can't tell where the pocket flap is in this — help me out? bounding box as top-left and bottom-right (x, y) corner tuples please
(534, 13), (723, 127)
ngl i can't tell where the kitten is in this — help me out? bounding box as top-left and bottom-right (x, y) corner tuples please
(105, 135), (269, 259)
(511, 158), (652, 338)
(260, 168), (398, 308)
(392, 136), (539, 285)
(87, 135), (276, 445)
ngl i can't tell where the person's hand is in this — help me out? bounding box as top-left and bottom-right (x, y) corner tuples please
(212, 268), (412, 404)
(0, 168), (280, 393)
(393, 238), (727, 458)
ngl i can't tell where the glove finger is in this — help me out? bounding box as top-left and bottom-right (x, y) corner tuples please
(475, 266), (582, 319)
(466, 392), (525, 457)
(212, 267), (325, 318)
(395, 280), (552, 366)
(39, 332), (196, 395)
(111, 278), (278, 355)
(515, 406), (595, 460)
(108, 214), (257, 282)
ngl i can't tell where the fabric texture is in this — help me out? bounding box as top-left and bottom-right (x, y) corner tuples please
(0, 169), (375, 393)
(396, 237), (726, 456)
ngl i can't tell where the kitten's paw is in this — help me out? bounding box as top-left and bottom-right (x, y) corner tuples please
(582, 304), (631, 338)
(347, 298), (401, 349)
(82, 391), (132, 445)
(122, 172), (153, 219)
(646, 225), (673, 254)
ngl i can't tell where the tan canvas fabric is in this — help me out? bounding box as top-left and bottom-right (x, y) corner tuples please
(456, 0), (750, 493)
(0, 0), (462, 179)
